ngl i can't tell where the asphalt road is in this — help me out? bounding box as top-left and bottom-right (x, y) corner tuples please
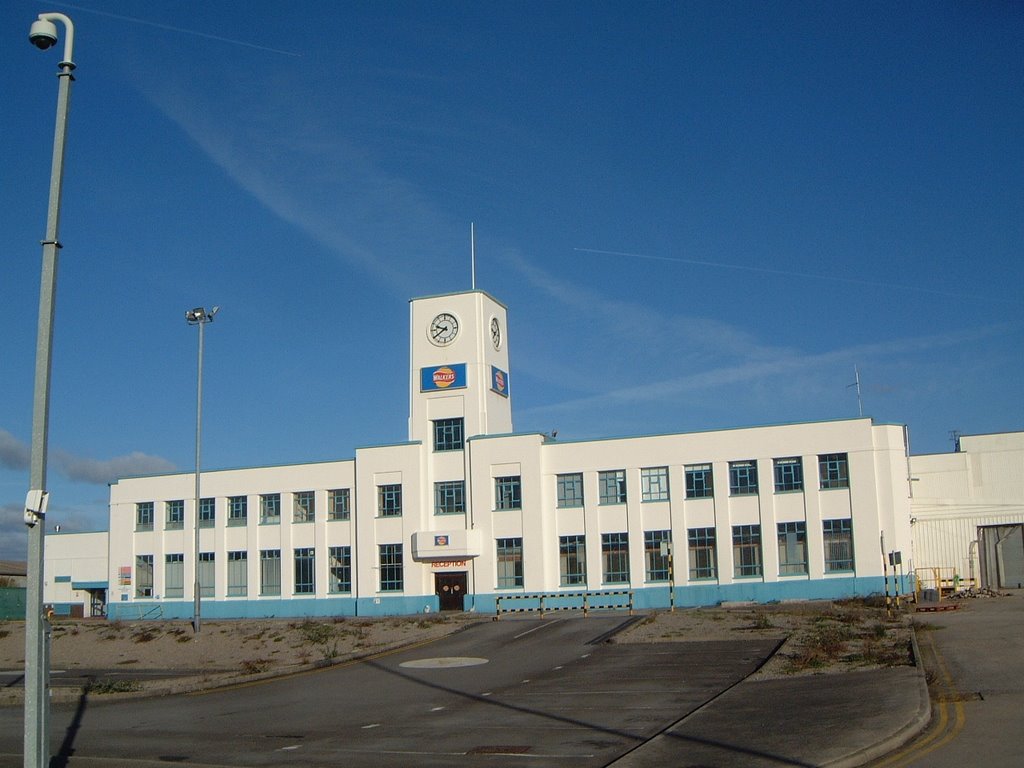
(0, 615), (779, 767)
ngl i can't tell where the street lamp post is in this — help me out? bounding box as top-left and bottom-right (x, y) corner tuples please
(23, 12), (76, 768)
(186, 306), (218, 634)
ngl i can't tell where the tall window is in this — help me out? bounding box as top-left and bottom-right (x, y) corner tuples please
(819, 453), (850, 490)
(601, 532), (630, 584)
(328, 489), (350, 521)
(494, 476), (522, 510)
(644, 530), (671, 582)
(496, 537), (524, 588)
(379, 544), (403, 591)
(729, 461), (759, 496)
(227, 551), (248, 596)
(165, 500), (184, 530)
(557, 473), (584, 508)
(294, 548), (315, 594)
(260, 549), (281, 596)
(135, 554), (153, 598)
(164, 553), (184, 598)
(199, 497), (215, 528)
(777, 522), (808, 575)
(378, 484), (402, 517)
(136, 502), (154, 532)
(599, 470), (626, 505)
(559, 535), (587, 586)
(293, 491), (315, 523)
(434, 481), (466, 515)
(823, 519), (855, 571)
(199, 552), (215, 597)
(685, 464), (714, 499)
(688, 528), (717, 580)
(260, 493), (281, 525)
(228, 495), (247, 526)
(773, 457), (804, 492)
(433, 417), (464, 452)
(641, 467), (670, 502)
(329, 546), (351, 593)
(732, 525), (763, 577)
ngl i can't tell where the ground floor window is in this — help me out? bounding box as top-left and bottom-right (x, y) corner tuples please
(688, 527), (717, 580)
(496, 537), (524, 588)
(199, 552), (215, 597)
(294, 548), (315, 594)
(601, 532), (630, 584)
(135, 555), (153, 598)
(777, 522), (808, 575)
(732, 525), (763, 578)
(164, 554), (183, 598)
(329, 546), (351, 593)
(644, 530), (671, 582)
(260, 549), (281, 596)
(823, 519), (855, 572)
(559, 535), (587, 586)
(380, 544), (403, 591)
(227, 551), (247, 596)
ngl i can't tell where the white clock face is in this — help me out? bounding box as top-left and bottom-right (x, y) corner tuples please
(429, 312), (459, 346)
(490, 317), (501, 350)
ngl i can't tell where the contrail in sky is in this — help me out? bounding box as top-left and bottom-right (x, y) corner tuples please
(49, 2), (302, 57)
(574, 247), (1018, 305)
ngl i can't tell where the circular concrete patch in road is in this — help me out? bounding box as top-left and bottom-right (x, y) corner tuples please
(399, 657), (489, 669)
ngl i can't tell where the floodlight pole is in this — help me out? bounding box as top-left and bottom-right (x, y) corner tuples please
(23, 12), (75, 768)
(187, 307), (218, 634)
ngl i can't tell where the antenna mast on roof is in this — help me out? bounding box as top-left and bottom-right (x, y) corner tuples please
(847, 365), (864, 417)
(471, 222), (476, 290)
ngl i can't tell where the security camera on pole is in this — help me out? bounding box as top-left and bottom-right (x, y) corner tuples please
(23, 12), (75, 768)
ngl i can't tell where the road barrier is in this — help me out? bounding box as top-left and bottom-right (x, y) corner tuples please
(495, 589), (634, 618)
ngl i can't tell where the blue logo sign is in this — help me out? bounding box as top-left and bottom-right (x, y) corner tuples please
(491, 366), (509, 397)
(421, 363), (467, 392)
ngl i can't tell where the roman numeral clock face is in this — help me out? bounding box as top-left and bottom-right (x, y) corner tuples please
(429, 312), (459, 346)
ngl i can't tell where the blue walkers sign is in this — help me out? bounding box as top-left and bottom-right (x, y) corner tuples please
(421, 363), (467, 392)
(491, 366), (509, 397)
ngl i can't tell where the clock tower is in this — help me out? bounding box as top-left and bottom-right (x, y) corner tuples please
(408, 290), (512, 444)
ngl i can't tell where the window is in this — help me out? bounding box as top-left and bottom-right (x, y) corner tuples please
(135, 555), (153, 598)
(228, 495), (247, 526)
(819, 453), (850, 490)
(433, 417), (464, 452)
(496, 537), (524, 588)
(732, 525), (763, 577)
(378, 484), (402, 517)
(777, 522), (808, 575)
(198, 497), (215, 528)
(199, 552), (215, 597)
(688, 528), (717, 580)
(165, 500), (184, 530)
(557, 473), (584, 508)
(164, 554), (184, 598)
(328, 489), (350, 521)
(774, 458), (803, 492)
(494, 476), (521, 510)
(227, 551), (247, 596)
(823, 519), (855, 572)
(260, 549), (281, 596)
(136, 502), (154, 532)
(644, 530), (671, 582)
(293, 491), (315, 523)
(641, 467), (669, 502)
(559, 535), (587, 586)
(685, 464), (714, 499)
(434, 481), (466, 515)
(379, 544), (403, 591)
(294, 547), (315, 594)
(329, 546), (351, 593)
(599, 470), (626, 505)
(601, 533), (630, 584)
(260, 493), (281, 525)
(729, 461), (759, 496)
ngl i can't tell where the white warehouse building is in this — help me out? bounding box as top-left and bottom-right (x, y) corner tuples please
(47, 288), (1011, 621)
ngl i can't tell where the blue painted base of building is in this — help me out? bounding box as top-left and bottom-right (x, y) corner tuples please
(106, 575), (914, 621)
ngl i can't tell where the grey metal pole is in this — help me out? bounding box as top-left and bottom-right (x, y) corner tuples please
(193, 317), (204, 634)
(24, 13), (75, 768)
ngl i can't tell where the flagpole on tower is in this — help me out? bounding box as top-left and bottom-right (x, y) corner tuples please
(471, 222), (476, 290)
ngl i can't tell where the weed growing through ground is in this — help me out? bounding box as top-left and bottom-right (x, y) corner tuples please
(90, 679), (140, 694)
(240, 658), (272, 674)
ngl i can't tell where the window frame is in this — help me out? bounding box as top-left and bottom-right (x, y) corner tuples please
(164, 553), (184, 598)
(823, 518), (855, 572)
(777, 521), (808, 575)
(378, 484), (403, 517)
(434, 480), (466, 515)
(433, 417), (465, 452)
(379, 543), (404, 592)
(259, 549), (281, 596)
(294, 547), (315, 594)
(165, 500), (184, 530)
(135, 554), (154, 598)
(558, 534), (587, 587)
(293, 490), (315, 523)
(819, 453), (850, 490)
(198, 552), (215, 597)
(136, 502), (154, 532)
(494, 476), (522, 511)
(329, 545), (352, 593)
(260, 493), (281, 525)
(644, 530), (671, 582)
(598, 469), (626, 505)
(496, 537), (524, 589)
(328, 488), (350, 521)
(729, 460), (759, 496)
(732, 524), (763, 578)
(227, 495), (247, 527)
(640, 466), (670, 502)
(687, 527), (718, 581)
(198, 497), (215, 528)
(685, 464), (714, 499)
(601, 532), (630, 584)
(556, 472), (584, 508)
(227, 550), (248, 596)
(773, 457), (804, 493)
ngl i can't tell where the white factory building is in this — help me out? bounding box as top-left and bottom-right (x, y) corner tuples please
(41, 290), (1023, 619)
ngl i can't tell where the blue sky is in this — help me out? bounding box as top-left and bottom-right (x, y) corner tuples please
(1, 1), (1021, 559)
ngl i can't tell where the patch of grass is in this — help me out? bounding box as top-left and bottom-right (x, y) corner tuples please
(297, 620), (339, 661)
(90, 679), (140, 694)
(240, 658), (272, 674)
(0, 630), (10, 640)
(749, 612), (773, 630)
(133, 630), (158, 643)
(176, 634), (192, 643)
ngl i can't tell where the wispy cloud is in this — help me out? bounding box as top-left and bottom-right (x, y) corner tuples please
(0, 429), (30, 471)
(0, 503), (27, 561)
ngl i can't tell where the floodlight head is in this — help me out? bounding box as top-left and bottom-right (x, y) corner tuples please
(29, 18), (58, 50)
